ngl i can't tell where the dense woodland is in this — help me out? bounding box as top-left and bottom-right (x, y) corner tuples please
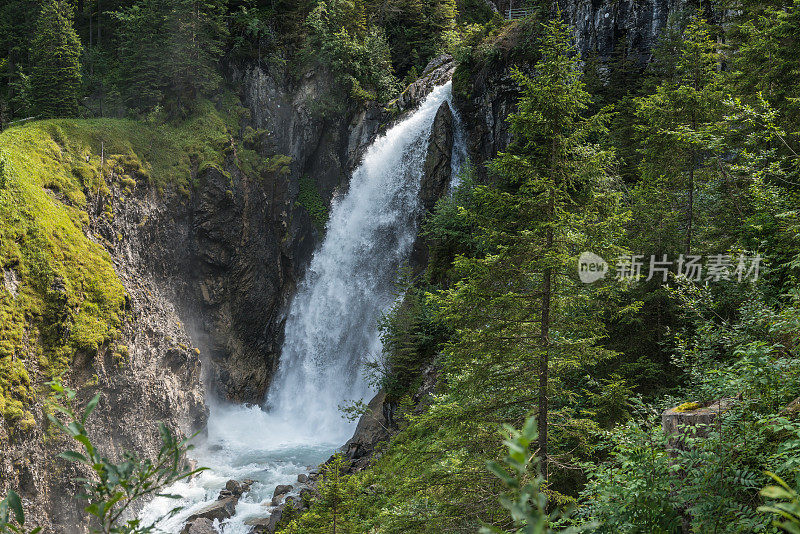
(3, 0), (800, 532)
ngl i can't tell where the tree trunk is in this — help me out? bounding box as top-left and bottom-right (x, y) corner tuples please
(538, 187), (554, 481)
(686, 164), (694, 255)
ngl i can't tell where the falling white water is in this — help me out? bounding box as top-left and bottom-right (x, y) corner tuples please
(141, 82), (466, 533)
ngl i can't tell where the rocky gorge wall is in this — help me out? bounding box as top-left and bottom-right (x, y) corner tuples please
(457, 0), (700, 172)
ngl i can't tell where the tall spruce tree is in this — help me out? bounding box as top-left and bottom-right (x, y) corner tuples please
(167, 0), (228, 109)
(431, 17), (622, 485)
(115, 0), (227, 113)
(30, 0), (83, 118)
(632, 12), (723, 256)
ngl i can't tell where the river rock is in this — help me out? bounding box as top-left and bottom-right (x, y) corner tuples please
(297, 473), (308, 483)
(244, 516), (271, 533)
(273, 484), (293, 498)
(225, 478), (254, 497)
(181, 517), (217, 534)
(186, 496), (238, 523)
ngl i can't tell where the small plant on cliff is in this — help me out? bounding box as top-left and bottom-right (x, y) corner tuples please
(46, 379), (206, 534)
(296, 175), (328, 233)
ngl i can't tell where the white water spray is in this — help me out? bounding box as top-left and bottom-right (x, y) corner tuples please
(265, 81), (461, 442)
(142, 82), (466, 533)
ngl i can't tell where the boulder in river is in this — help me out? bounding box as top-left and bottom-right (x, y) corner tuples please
(186, 496), (238, 523)
(225, 478), (254, 497)
(272, 484), (293, 498)
(244, 516), (271, 533)
(181, 517), (217, 534)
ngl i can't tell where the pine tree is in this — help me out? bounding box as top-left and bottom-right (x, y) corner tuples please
(633, 12), (723, 256)
(730, 1), (800, 122)
(284, 455), (357, 533)
(115, 0), (227, 113)
(30, 0), (83, 118)
(166, 0), (228, 110)
(429, 17), (623, 486)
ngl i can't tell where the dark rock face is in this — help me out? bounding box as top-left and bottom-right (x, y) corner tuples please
(456, 0), (695, 175)
(420, 102), (454, 213)
(343, 391), (391, 464)
(184, 164), (289, 401)
(562, 0), (694, 64)
(454, 66), (517, 178)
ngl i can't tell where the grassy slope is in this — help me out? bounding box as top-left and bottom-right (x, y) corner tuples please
(0, 101), (241, 433)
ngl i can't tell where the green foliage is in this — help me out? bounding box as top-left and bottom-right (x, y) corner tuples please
(46, 379), (205, 534)
(0, 490), (41, 534)
(482, 417), (593, 534)
(282, 455), (359, 533)
(113, 0), (228, 114)
(296, 175), (328, 232)
(760, 472), (800, 533)
(373, 0), (457, 76)
(632, 11), (723, 256)
(581, 286), (800, 532)
(729, 0), (800, 123)
(377, 272), (450, 399)
(30, 0), (83, 118)
(306, 0), (400, 102)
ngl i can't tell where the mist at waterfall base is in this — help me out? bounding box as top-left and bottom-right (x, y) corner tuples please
(140, 82), (464, 533)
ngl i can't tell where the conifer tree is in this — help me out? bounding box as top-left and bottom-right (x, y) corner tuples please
(431, 17), (622, 484)
(633, 12), (723, 256)
(284, 455), (357, 533)
(30, 0), (83, 118)
(167, 0), (228, 109)
(115, 0), (227, 113)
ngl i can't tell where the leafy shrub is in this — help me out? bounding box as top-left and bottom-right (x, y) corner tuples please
(296, 175), (328, 232)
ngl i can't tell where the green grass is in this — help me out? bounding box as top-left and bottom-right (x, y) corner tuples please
(0, 99), (243, 434)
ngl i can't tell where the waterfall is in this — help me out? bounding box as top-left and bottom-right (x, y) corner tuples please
(263, 81), (462, 442)
(141, 81), (466, 533)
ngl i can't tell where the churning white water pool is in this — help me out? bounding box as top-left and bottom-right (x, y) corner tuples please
(141, 82), (466, 533)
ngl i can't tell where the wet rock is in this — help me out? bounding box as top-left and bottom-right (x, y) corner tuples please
(390, 55), (456, 114)
(420, 101), (454, 213)
(181, 517), (217, 534)
(272, 484), (293, 498)
(297, 473), (308, 483)
(343, 390), (391, 461)
(225, 478), (254, 497)
(186, 496), (238, 523)
(244, 516), (271, 533)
